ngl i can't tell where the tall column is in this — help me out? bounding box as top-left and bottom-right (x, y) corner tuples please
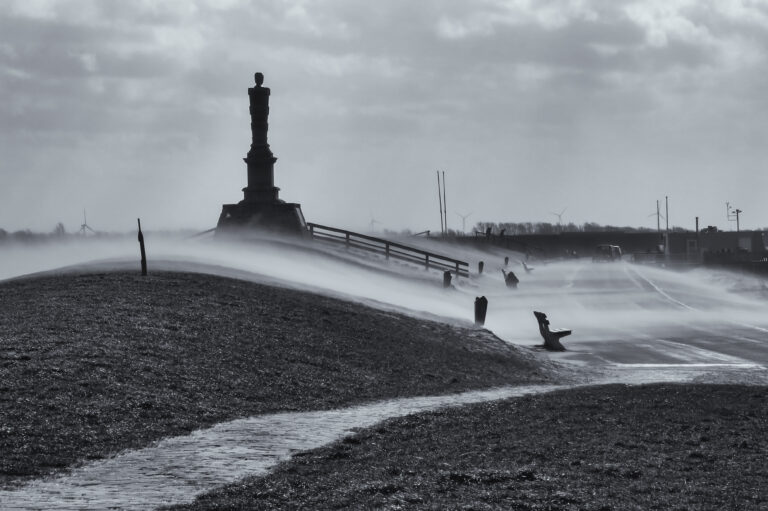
(216, 72), (307, 235)
(243, 72), (280, 203)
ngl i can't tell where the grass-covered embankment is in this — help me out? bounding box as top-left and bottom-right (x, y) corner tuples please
(0, 270), (554, 487)
(172, 383), (768, 510)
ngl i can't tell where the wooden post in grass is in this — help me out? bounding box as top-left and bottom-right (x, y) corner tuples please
(137, 218), (147, 276)
(474, 296), (488, 326)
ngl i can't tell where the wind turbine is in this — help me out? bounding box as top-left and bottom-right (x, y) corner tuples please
(455, 212), (473, 234)
(79, 209), (96, 236)
(369, 212), (381, 233)
(550, 207), (567, 232)
(648, 201), (664, 234)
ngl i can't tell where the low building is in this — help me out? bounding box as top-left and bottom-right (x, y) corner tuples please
(664, 230), (768, 264)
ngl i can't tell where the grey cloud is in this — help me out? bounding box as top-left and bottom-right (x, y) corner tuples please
(1, 0), (768, 232)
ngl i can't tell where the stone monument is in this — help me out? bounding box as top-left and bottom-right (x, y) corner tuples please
(217, 72), (307, 234)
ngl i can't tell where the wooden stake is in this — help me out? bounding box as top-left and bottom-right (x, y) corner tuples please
(138, 218), (147, 276)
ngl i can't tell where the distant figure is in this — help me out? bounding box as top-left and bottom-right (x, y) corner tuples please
(485, 227), (492, 238)
(499, 229), (506, 237)
(501, 269), (519, 288)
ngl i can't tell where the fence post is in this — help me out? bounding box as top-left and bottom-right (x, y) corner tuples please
(425, 254), (429, 269)
(137, 218), (147, 276)
(345, 232), (350, 248)
(478, 261), (484, 274)
(309, 224), (315, 237)
(455, 262), (460, 278)
(474, 296), (488, 326)
(443, 271), (452, 288)
(385, 243), (390, 260)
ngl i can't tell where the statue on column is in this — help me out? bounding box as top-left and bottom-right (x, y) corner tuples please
(217, 72), (307, 235)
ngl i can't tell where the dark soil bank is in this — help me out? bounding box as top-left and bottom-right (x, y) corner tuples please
(0, 271), (552, 487)
(172, 384), (768, 511)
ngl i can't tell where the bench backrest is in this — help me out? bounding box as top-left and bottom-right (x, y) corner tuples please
(533, 311), (550, 336)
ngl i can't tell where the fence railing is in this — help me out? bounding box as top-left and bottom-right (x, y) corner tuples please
(307, 223), (469, 277)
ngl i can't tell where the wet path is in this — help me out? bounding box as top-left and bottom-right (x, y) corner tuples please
(3, 365), (758, 511)
(0, 384), (565, 510)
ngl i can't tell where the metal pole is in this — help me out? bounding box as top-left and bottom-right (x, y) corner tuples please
(736, 209), (741, 232)
(695, 216), (700, 260)
(437, 171), (444, 235)
(656, 200), (660, 234)
(665, 195), (669, 232)
(442, 171), (448, 235)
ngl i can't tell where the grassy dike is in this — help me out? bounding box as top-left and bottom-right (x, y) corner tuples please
(170, 383), (768, 511)
(0, 271), (556, 488)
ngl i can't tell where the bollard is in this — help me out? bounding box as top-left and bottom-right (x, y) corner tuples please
(443, 270), (452, 288)
(504, 256), (509, 267)
(474, 296), (488, 326)
(137, 218), (147, 276)
(478, 261), (484, 274)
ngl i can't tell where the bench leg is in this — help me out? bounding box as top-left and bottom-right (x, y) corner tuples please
(542, 334), (566, 351)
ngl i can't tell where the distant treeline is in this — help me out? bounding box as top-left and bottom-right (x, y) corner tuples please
(381, 223), (685, 238)
(0, 225), (121, 245)
(373, 222), (725, 238)
(471, 222), (690, 235)
(0, 224), (197, 245)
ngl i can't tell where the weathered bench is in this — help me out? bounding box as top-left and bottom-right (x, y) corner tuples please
(501, 269), (519, 288)
(533, 311), (571, 351)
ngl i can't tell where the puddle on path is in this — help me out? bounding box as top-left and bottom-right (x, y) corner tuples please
(1, 367), (762, 510)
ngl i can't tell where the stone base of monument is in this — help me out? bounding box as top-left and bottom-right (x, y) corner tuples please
(216, 200), (307, 236)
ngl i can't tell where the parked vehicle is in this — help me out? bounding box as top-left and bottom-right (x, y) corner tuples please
(592, 244), (622, 262)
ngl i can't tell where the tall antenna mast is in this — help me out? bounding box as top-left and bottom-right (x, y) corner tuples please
(442, 170), (448, 234)
(726, 202), (742, 232)
(436, 171), (444, 235)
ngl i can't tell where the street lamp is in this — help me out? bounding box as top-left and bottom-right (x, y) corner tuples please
(726, 202), (742, 232)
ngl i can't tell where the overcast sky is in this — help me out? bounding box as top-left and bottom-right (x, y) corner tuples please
(2, 0), (768, 234)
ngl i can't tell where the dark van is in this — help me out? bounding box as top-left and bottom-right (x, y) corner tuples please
(592, 244), (622, 262)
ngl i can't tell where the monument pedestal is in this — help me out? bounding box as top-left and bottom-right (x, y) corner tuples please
(218, 199), (306, 233)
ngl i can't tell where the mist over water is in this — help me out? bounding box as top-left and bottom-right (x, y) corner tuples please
(2, 234), (768, 357)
